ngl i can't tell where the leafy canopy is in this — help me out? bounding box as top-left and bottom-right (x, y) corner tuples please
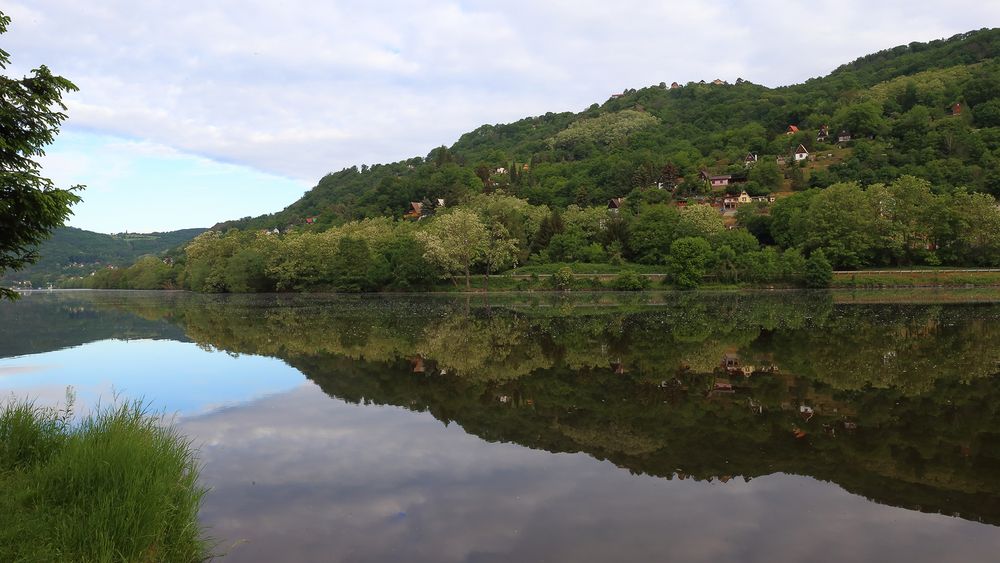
(0, 11), (81, 299)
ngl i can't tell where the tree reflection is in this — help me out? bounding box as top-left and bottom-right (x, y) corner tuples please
(7, 291), (1000, 525)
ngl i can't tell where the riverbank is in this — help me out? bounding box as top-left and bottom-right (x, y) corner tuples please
(435, 266), (1000, 292)
(0, 397), (210, 562)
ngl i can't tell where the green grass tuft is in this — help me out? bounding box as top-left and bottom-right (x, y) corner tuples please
(0, 394), (211, 562)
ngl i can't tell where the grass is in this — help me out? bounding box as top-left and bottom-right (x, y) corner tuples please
(831, 270), (1000, 289)
(0, 394), (210, 562)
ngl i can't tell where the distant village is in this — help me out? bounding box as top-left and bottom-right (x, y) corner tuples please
(271, 78), (970, 232)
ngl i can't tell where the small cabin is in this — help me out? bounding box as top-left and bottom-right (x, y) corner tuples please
(948, 102), (962, 116)
(794, 144), (809, 162)
(670, 82), (680, 89)
(405, 202), (423, 220)
(608, 197), (625, 212)
(710, 175), (731, 189)
(744, 152), (758, 167)
(837, 130), (852, 143)
(817, 125), (830, 141)
(786, 125), (800, 135)
(721, 353), (740, 370)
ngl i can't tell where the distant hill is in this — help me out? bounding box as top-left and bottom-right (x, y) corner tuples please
(2, 227), (207, 286)
(216, 27), (1000, 232)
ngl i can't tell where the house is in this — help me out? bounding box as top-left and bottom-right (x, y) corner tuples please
(794, 144), (809, 162)
(699, 169), (711, 182)
(712, 379), (735, 393)
(837, 130), (852, 143)
(738, 191), (752, 204)
(709, 175), (732, 189)
(670, 82), (680, 89)
(712, 79), (725, 85)
(494, 167), (507, 175)
(948, 102), (962, 116)
(410, 356), (425, 373)
(744, 152), (758, 167)
(817, 124), (830, 141)
(608, 197), (625, 212)
(610, 92), (624, 99)
(522, 163), (530, 171)
(405, 201), (423, 220)
(721, 353), (740, 371)
(305, 216), (318, 224)
(436, 198), (446, 208)
(751, 195), (777, 204)
(786, 125), (800, 135)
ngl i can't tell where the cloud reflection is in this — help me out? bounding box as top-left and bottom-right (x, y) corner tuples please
(180, 385), (1000, 563)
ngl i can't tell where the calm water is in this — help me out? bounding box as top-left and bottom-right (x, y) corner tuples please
(2, 290), (1000, 562)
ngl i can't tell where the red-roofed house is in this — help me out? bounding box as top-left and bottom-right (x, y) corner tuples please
(786, 125), (800, 135)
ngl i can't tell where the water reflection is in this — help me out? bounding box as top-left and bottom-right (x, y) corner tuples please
(2, 290), (1000, 561)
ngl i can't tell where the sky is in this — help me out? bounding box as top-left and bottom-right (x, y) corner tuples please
(4, 1), (1000, 233)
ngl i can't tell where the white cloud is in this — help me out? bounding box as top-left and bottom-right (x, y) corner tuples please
(4, 0), (999, 186)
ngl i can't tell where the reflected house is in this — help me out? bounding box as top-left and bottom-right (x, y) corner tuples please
(711, 379), (735, 395)
(410, 356), (425, 373)
(800, 405), (815, 422)
(610, 359), (627, 375)
(721, 353), (741, 372)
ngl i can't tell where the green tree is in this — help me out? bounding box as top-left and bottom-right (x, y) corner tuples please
(383, 235), (439, 289)
(668, 237), (713, 289)
(418, 209), (487, 289)
(804, 250), (833, 288)
(675, 204), (725, 240)
(0, 13), (81, 299)
(628, 205), (679, 264)
(749, 160), (782, 192)
(332, 236), (377, 292)
(481, 222), (519, 291)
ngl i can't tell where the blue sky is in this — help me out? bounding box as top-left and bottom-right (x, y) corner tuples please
(4, 1), (999, 233)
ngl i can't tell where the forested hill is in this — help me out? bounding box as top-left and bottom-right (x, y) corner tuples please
(218, 28), (1000, 232)
(3, 227), (206, 286)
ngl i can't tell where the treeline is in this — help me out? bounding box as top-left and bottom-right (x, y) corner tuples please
(4, 227), (204, 287)
(64, 176), (1000, 293)
(217, 29), (1000, 231)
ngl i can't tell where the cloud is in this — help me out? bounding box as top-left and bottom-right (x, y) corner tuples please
(4, 0), (999, 186)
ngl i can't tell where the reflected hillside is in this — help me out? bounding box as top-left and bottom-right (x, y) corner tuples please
(0, 292), (189, 358)
(7, 291), (1000, 525)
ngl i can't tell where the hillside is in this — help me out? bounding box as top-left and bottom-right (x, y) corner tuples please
(2, 227), (206, 287)
(218, 28), (1000, 232)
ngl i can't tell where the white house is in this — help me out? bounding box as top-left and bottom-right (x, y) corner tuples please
(794, 144), (809, 162)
